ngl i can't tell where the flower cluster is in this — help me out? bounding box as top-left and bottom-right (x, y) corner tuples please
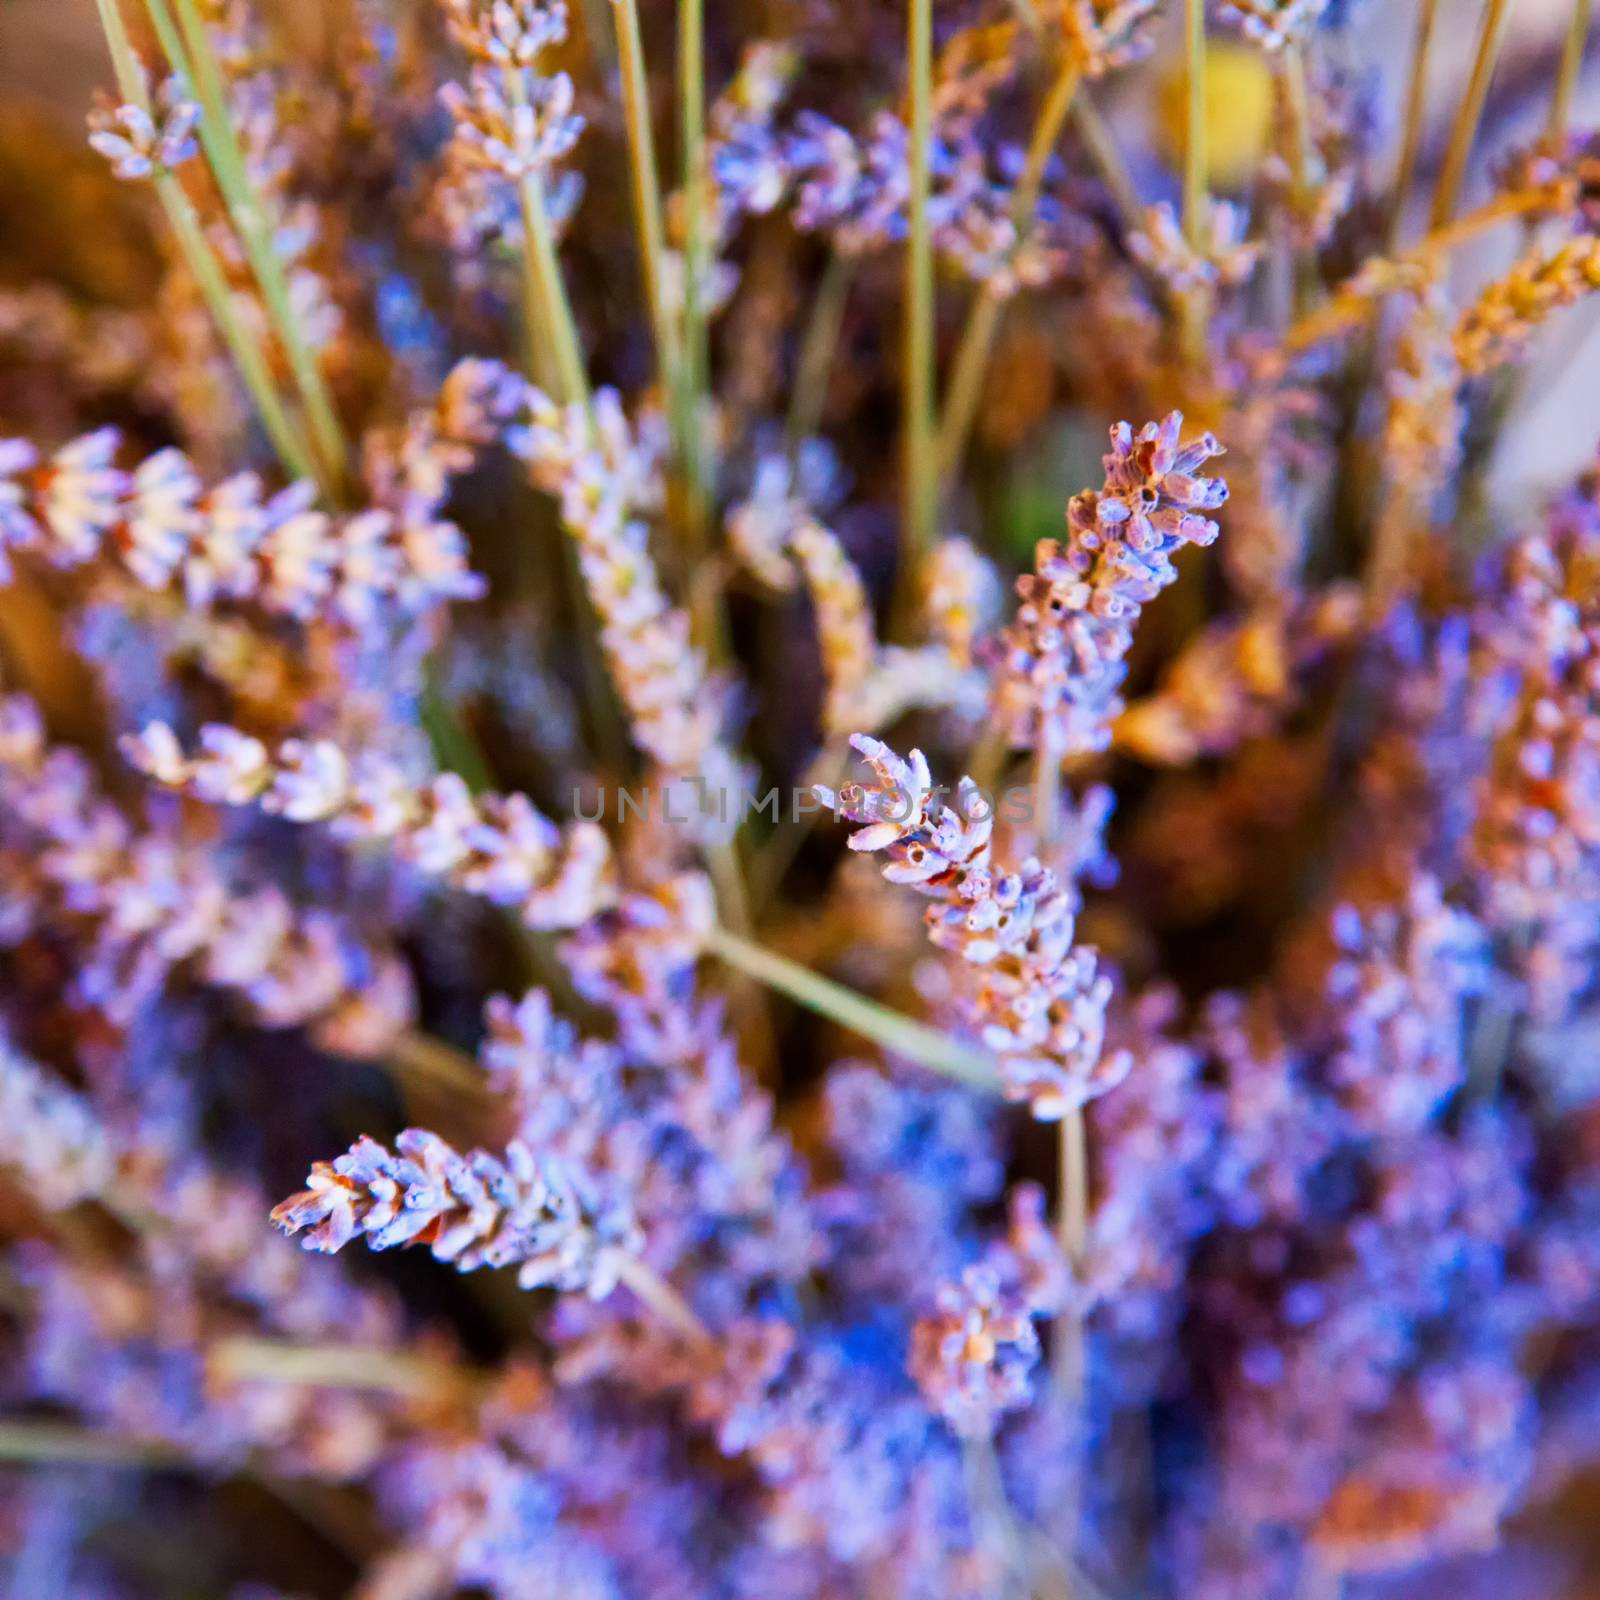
(88, 78), (201, 181)
(820, 735), (1130, 1118)
(121, 720), (616, 931)
(1, 693), (413, 1052)
(273, 1127), (643, 1297)
(0, 371), (495, 622)
(999, 413), (1228, 761)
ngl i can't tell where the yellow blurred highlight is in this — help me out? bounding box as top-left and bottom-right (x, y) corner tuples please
(1156, 39), (1275, 192)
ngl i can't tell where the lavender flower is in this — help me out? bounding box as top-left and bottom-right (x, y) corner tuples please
(1000, 412), (1228, 761)
(273, 1128), (643, 1297)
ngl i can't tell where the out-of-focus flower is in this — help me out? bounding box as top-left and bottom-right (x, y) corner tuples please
(910, 1264), (1041, 1437)
(122, 722), (617, 931)
(88, 78), (201, 180)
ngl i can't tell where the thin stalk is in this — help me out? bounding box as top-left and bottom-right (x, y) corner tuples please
(936, 292), (1004, 490)
(158, 177), (321, 481)
(676, 0), (713, 594)
(705, 924), (1002, 1090)
(612, 0), (674, 375)
(786, 249), (855, 447)
(1387, 0), (1439, 250)
(419, 668), (495, 794)
(516, 186), (590, 406)
(211, 1338), (480, 1402)
(1071, 92), (1143, 234)
(1280, 43), (1317, 314)
(0, 1422), (186, 1469)
(750, 742), (850, 904)
(1057, 1107), (1088, 1271)
(93, 0), (317, 479)
(707, 835), (779, 1078)
(156, 0), (352, 492)
(1549, 0), (1594, 140)
(93, 0), (145, 101)
(610, 1252), (715, 1349)
(901, 0), (937, 589)
(961, 1433), (1029, 1596)
(1180, 0), (1210, 365)
(936, 61), (1081, 487)
(1429, 0), (1514, 229)
(497, 50), (589, 408)
(390, 1029), (486, 1098)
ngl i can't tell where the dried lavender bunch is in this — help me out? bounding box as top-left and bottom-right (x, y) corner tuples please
(3, 0), (1600, 1596)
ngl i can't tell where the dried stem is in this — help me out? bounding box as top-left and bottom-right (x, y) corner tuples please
(1280, 42), (1316, 314)
(1549, 0), (1594, 140)
(210, 1338), (480, 1403)
(1387, 0), (1440, 250)
(705, 925), (1003, 1091)
(160, 177), (322, 481)
(390, 1029), (487, 1098)
(707, 836), (780, 1078)
(1429, 0), (1514, 229)
(1284, 188), (1554, 354)
(507, 70), (591, 410)
(961, 1432), (1030, 1595)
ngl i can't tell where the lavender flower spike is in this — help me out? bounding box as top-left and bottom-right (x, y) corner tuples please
(122, 723), (616, 932)
(272, 1129), (644, 1298)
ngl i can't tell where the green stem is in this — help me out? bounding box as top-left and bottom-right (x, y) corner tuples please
(92, 0), (145, 102)
(676, 0), (713, 607)
(1550, 0), (1594, 140)
(1180, 0), (1210, 365)
(935, 292), (1003, 489)
(518, 184), (590, 408)
(1387, 0), (1439, 251)
(94, 0), (316, 478)
(612, 0), (674, 377)
(1429, 0), (1514, 229)
(901, 0), (937, 599)
(157, 0), (351, 493)
(0, 1421), (186, 1468)
(936, 62), (1080, 487)
(786, 249), (855, 448)
(705, 925), (1001, 1090)
(157, 176), (321, 481)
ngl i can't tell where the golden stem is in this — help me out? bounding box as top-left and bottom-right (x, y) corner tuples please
(1429, 0), (1514, 229)
(1549, 0), (1594, 140)
(1387, 0), (1440, 250)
